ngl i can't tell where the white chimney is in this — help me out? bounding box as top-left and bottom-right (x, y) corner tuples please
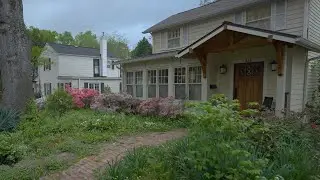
(100, 33), (108, 77)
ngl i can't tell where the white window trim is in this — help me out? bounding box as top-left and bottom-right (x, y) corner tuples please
(173, 65), (202, 100)
(167, 28), (182, 50)
(146, 68), (169, 98)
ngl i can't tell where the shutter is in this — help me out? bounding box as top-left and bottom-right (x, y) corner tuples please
(49, 83), (52, 94)
(100, 83), (105, 93)
(43, 61), (46, 71)
(49, 58), (51, 70)
(84, 83), (88, 88)
(182, 26), (189, 47)
(160, 31), (167, 50)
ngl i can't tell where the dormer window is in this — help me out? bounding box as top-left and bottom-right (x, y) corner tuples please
(168, 28), (181, 49)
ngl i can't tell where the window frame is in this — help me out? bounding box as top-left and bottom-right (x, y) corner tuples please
(188, 66), (202, 100)
(158, 69), (169, 98)
(135, 71), (143, 98)
(174, 67), (187, 100)
(126, 72), (134, 96)
(245, 5), (272, 30)
(44, 58), (51, 71)
(173, 66), (202, 101)
(93, 59), (100, 77)
(167, 28), (181, 49)
(147, 69), (157, 98)
(44, 83), (52, 96)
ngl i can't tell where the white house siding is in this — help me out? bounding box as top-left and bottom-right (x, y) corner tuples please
(306, 59), (320, 102)
(58, 78), (121, 93)
(289, 46), (308, 111)
(39, 45), (59, 96)
(279, 0), (305, 36)
(151, 0), (305, 54)
(58, 55), (98, 77)
(207, 45), (277, 101)
(305, 0), (320, 103)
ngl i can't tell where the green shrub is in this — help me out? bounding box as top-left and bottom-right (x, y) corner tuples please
(101, 94), (320, 180)
(22, 99), (40, 122)
(0, 133), (25, 166)
(46, 89), (73, 116)
(0, 108), (20, 132)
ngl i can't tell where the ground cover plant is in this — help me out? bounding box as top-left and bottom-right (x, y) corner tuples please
(0, 89), (187, 180)
(98, 94), (320, 180)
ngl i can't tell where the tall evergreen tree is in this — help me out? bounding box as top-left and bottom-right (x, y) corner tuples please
(131, 37), (152, 58)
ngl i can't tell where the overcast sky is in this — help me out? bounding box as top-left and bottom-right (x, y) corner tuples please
(23, 0), (199, 49)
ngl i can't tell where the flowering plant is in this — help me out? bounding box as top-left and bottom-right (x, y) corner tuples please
(65, 85), (99, 108)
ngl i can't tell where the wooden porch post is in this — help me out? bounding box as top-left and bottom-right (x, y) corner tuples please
(142, 68), (148, 99)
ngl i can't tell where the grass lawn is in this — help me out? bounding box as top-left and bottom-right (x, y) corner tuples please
(0, 109), (187, 180)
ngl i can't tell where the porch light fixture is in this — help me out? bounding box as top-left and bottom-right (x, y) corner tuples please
(271, 60), (278, 72)
(220, 64), (227, 74)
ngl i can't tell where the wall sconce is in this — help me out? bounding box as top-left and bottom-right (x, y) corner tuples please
(270, 60), (278, 72)
(220, 64), (227, 74)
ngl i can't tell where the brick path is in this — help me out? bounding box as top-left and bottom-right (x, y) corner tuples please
(40, 129), (187, 180)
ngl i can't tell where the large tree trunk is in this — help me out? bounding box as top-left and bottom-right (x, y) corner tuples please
(0, 0), (32, 111)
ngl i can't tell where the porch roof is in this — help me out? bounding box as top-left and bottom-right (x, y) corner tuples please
(117, 51), (178, 64)
(176, 21), (320, 58)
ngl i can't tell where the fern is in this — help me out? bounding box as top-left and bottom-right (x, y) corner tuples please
(0, 108), (20, 132)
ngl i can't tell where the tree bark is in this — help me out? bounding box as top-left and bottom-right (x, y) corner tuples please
(0, 0), (32, 111)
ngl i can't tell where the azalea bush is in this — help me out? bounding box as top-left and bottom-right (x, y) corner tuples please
(66, 86), (99, 108)
(91, 93), (141, 114)
(138, 97), (183, 118)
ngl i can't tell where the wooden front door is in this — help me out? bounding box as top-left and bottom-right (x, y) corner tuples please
(234, 62), (264, 109)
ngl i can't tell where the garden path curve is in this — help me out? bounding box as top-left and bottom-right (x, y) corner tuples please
(40, 129), (187, 180)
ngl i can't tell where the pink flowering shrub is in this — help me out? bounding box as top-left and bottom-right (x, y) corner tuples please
(65, 86), (99, 108)
(91, 93), (141, 114)
(138, 97), (183, 118)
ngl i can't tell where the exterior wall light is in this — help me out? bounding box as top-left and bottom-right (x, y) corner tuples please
(220, 64), (227, 74)
(271, 60), (278, 72)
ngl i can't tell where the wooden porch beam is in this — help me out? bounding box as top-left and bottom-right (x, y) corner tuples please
(273, 41), (285, 76)
(194, 50), (207, 78)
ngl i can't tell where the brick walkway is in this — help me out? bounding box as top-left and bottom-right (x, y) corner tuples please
(40, 129), (187, 180)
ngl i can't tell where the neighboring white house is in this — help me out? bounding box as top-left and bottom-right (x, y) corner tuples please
(37, 36), (121, 97)
(120, 0), (320, 116)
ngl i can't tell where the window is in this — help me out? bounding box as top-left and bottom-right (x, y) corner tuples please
(246, 5), (271, 29)
(174, 67), (186, 100)
(148, 70), (157, 98)
(44, 83), (52, 96)
(188, 67), (202, 100)
(112, 60), (115, 70)
(58, 82), (71, 90)
(168, 29), (180, 49)
(93, 59), (100, 77)
(274, 0), (286, 30)
(126, 72), (134, 96)
(135, 71), (143, 98)
(158, 69), (168, 98)
(44, 58), (51, 71)
(101, 83), (105, 93)
(85, 82), (101, 91)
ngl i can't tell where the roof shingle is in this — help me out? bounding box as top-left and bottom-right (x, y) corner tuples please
(143, 0), (268, 33)
(47, 43), (114, 58)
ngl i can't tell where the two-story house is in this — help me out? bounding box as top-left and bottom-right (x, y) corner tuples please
(121, 0), (320, 116)
(38, 35), (121, 97)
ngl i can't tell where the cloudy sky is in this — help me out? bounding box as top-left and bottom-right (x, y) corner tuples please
(23, 0), (199, 49)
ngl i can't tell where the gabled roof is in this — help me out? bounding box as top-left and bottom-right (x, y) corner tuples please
(143, 0), (267, 33)
(177, 22), (320, 58)
(118, 51), (178, 64)
(47, 43), (114, 58)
